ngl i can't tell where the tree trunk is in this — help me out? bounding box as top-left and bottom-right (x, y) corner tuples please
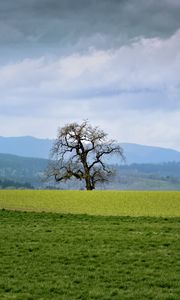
(81, 157), (94, 190)
(85, 177), (94, 190)
(85, 172), (95, 190)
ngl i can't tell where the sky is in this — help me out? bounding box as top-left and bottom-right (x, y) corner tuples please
(0, 0), (180, 150)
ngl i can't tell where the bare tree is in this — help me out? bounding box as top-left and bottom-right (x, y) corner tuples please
(47, 121), (125, 190)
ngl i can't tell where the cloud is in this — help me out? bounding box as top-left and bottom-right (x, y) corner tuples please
(0, 1), (180, 150)
(0, 0), (180, 61)
(0, 29), (180, 114)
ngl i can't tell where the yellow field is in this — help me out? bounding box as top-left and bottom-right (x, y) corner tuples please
(0, 190), (180, 217)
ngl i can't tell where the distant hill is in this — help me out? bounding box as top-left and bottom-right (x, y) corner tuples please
(0, 153), (180, 190)
(0, 136), (52, 159)
(0, 136), (180, 164)
(120, 143), (180, 164)
(0, 153), (48, 170)
(0, 153), (48, 188)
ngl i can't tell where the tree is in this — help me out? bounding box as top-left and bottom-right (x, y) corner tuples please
(47, 121), (125, 190)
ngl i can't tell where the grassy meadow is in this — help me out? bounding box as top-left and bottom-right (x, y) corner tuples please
(0, 190), (180, 299)
(0, 190), (180, 216)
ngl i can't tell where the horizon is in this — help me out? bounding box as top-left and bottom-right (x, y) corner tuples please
(1, 135), (180, 153)
(0, 1), (180, 150)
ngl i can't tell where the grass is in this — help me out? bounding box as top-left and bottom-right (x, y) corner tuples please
(0, 210), (180, 300)
(0, 190), (180, 217)
(1, 191), (180, 299)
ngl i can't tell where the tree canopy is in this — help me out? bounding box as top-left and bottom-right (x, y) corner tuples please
(47, 121), (125, 190)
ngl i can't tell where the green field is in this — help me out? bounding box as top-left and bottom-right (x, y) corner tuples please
(1, 210), (180, 300)
(0, 190), (180, 216)
(0, 191), (180, 299)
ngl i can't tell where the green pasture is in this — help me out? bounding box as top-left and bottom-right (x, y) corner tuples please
(0, 190), (180, 216)
(0, 210), (180, 300)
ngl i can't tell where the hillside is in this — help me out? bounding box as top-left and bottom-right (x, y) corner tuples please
(0, 136), (52, 159)
(122, 143), (180, 164)
(0, 153), (180, 190)
(1, 136), (180, 164)
(0, 153), (48, 188)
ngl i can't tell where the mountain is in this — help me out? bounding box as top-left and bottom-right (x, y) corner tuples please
(0, 136), (180, 164)
(0, 136), (52, 159)
(120, 143), (180, 164)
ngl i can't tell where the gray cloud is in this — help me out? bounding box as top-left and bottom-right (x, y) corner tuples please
(0, 0), (180, 63)
(0, 0), (180, 150)
(0, 29), (180, 117)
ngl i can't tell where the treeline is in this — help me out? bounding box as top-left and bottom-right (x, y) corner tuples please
(0, 153), (48, 188)
(0, 179), (33, 189)
(119, 162), (180, 178)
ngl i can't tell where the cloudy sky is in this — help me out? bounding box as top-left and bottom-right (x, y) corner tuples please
(0, 0), (180, 150)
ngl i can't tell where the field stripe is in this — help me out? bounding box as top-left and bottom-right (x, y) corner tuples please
(0, 190), (180, 217)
